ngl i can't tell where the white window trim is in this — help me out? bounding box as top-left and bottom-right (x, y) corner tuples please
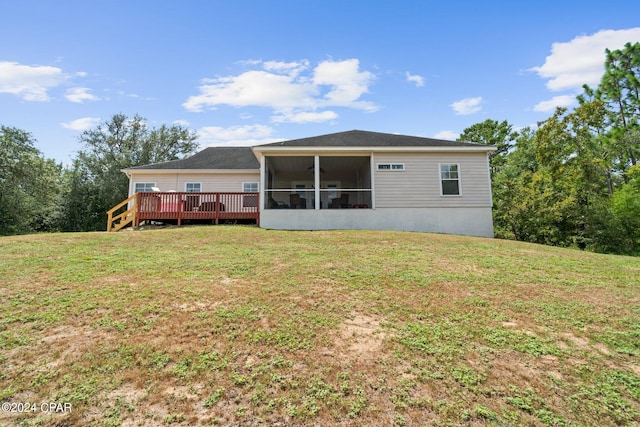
(185, 182), (202, 192)
(376, 163), (405, 171)
(439, 163), (462, 197)
(134, 182), (156, 193)
(242, 182), (259, 192)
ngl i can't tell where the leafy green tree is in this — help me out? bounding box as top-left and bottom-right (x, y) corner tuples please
(491, 127), (538, 240)
(0, 126), (63, 235)
(458, 119), (517, 174)
(493, 100), (624, 252)
(533, 102), (615, 250)
(60, 114), (198, 231)
(611, 165), (640, 254)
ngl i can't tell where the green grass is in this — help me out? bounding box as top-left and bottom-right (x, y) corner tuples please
(0, 226), (638, 426)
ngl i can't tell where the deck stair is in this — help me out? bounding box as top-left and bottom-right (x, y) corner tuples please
(106, 194), (137, 232)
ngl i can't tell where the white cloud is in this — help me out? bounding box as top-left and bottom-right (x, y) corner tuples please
(312, 59), (377, 111)
(197, 124), (280, 146)
(186, 70), (315, 111)
(183, 58), (377, 122)
(533, 95), (577, 112)
(531, 27), (640, 91)
(0, 61), (68, 101)
(172, 119), (190, 127)
(61, 117), (101, 131)
(271, 110), (338, 123)
(406, 72), (424, 87)
(65, 87), (100, 103)
(433, 130), (459, 140)
(237, 59), (262, 66)
(263, 60), (309, 77)
(450, 97), (482, 115)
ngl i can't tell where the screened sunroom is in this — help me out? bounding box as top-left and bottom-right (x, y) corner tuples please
(263, 155), (372, 210)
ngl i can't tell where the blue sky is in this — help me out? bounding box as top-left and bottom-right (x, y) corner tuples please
(2, 0), (640, 164)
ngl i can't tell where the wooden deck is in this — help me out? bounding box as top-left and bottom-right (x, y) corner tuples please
(107, 192), (259, 231)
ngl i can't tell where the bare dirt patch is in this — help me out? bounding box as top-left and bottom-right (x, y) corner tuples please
(334, 312), (388, 362)
(559, 332), (590, 350)
(39, 325), (102, 369)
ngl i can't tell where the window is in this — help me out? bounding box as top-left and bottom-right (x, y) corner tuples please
(243, 182), (259, 192)
(242, 182), (259, 207)
(377, 163), (404, 171)
(185, 183), (201, 192)
(440, 164), (460, 196)
(134, 182), (155, 192)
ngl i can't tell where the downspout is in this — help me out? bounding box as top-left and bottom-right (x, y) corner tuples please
(486, 152), (493, 206)
(126, 171), (133, 197)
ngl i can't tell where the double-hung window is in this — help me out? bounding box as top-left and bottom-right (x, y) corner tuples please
(242, 182), (259, 207)
(440, 164), (460, 196)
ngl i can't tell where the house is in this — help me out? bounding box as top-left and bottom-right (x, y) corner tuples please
(123, 146), (260, 196)
(118, 130), (496, 237)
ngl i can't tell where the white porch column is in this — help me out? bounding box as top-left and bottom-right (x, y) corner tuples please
(259, 155), (266, 210)
(370, 152), (376, 209)
(314, 155), (320, 209)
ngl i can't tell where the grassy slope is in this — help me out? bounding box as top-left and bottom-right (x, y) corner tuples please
(0, 226), (638, 426)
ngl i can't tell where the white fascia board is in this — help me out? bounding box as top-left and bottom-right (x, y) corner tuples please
(121, 168), (260, 174)
(252, 146), (497, 155)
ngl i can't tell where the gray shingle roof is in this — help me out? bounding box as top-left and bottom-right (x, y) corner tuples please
(126, 147), (259, 170)
(127, 130), (490, 171)
(256, 130), (485, 148)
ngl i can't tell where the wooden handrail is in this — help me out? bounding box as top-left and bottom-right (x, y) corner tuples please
(107, 193), (138, 232)
(107, 193), (137, 216)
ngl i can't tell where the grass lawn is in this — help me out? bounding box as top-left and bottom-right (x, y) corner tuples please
(0, 226), (639, 426)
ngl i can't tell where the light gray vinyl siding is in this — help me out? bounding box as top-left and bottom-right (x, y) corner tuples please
(129, 172), (260, 196)
(374, 152), (491, 208)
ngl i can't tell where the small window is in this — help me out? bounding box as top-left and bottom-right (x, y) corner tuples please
(440, 164), (460, 196)
(243, 182), (259, 192)
(185, 183), (201, 192)
(377, 163), (404, 171)
(134, 182), (155, 192)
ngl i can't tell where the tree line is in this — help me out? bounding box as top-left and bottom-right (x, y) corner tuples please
(458, 42), (640, 255)
(1, 43), (639, 255)
(0, 114), (198, 234)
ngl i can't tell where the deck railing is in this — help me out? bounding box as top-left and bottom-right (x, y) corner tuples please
(107, 192), (260, 231)
(135, 191), (259, 227)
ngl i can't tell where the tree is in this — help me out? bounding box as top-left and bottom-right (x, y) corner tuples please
(491, 100), (625, 252)
(533, 102), (616, 250)
(61, 114), (198, 231)
(586, 42), (640, 170)
(491, 127), (537, 240)
(611, 165), (640, 254)
(0, 126), (63, 235)
(458, 119), (517, 174)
